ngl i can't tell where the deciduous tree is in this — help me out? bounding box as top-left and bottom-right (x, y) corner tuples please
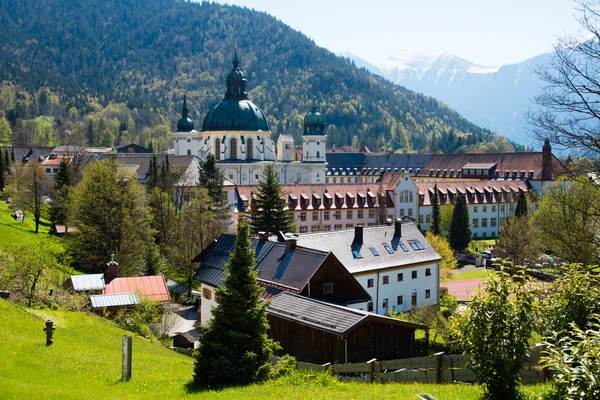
(6, 163), (52, 233)
(495, 217), (543, 267)
(426, 231), (457, 280)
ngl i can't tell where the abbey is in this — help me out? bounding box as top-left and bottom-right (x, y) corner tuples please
(173, 53), (327, 185)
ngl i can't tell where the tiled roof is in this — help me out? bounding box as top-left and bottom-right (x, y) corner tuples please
(236, 183), (393, 213)
(90, 292), (140, 308)
(103, 275), (170, 301)
(364, 153), (432, 171)
(10, 146), (54, 164)
(416, 180), (529, 206)
(258, 279), (301, 300)
(71, 274), (105, 291)
(295, 222), (441, 274)
(325, 152), (365, 168)
(267, 292), (426, 335)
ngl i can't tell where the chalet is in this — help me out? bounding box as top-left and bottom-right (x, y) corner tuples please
(267, 292), (427, 364)
(295, 219), (441, 315)
(193, 233), (371, 327)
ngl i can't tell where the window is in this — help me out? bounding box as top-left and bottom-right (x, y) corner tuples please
(397, 272), (404, 281)
(367, 278), (373, 287)
(473, 206), (478, 213)
(368, 302), (374, 312)
(300, 212), (306, 221)
(482, 218), (488, 228)
(500, 205), (505, 212)
(399, 209), (405, 217)
(412, 271), (417, 279)
(345, 223), (353, 229)
(358, 210), (363, 219)
(299, 226), (307, 233)
(491, 217), (497, 227)
(483, 206), (487, 213)
(255, 173), (259, 180)
(187, 149), (192, 156)
(411, 292), (417, 308)
(187, 138), (191, 143)
(425, 289), (431, 299)
(408, 208), (413, 217)
(399, 189), (413, 203)
(384, 245), (394, 254)
(426, 268), (431, 276)
(368, 210), (375, 218)
(202, 287), (212, 300)
(228, 173), (234, 181)
(334, 224), (342, 231)
(230, 138), (237, 160)
(316, 151), (320, 158)
(472, 218), (479, 228)
(310, 212), (317, 221)
(322, 283), (334, 294)
(426, 214), (431, 223)
(382, 275), (389, 284)
(347, 210), (353, 219)
(397, 295), (403, 305)
(419, 215), (424, 224)
(297, 172), (301, 181)
(409, 241), (425, 251)
(399, 243), (409, 252)
(247, 138), (253, 160)
(324, 211), (330, 220)
(324, 225), (331, 232)
(311, 225), (320, 232)
(334, 211), (341, 220)
(369, 247), (379, 257)
(382, 298), (388, 310)
(215, 139), (221, 160)
(492, 205), (496, 212)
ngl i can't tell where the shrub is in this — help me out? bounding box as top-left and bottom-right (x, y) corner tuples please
(270, 355), (296, 379)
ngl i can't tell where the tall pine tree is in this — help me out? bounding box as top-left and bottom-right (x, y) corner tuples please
(449, 194), (471, 252)
(514, 191), (528, 218)
(250, 163), (293, 234)
(194, 220), (277, 387)
(199, 153), (227, 208)
(431, 183), (441, 235)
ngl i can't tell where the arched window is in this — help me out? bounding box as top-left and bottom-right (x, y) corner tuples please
(215, 139), (221, 161)
(316, 151), (320, 158)
(230, 138), (237, 160)
(297, 172), (301, 182)
(247, 138), (253, 160)
(399, 190), (413, 203)
(187, 149), (192, 156)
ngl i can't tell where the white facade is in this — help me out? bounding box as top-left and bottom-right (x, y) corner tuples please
(303, 134), (326, 163)
(173, 130), (201, 156)
(199, 283), (218, 327)
(277, 134), (295, 162)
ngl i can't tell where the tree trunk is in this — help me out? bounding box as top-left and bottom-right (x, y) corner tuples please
(187, 275), (193, 298)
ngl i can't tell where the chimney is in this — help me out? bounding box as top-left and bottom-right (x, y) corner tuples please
(107, 254), (118, 282)
(258, 231), (267, 241)
(354, 225), (364, 245)
(285, 238), (297, 251)
(542, 138), (553, 181)
(394, 219), (402, 238)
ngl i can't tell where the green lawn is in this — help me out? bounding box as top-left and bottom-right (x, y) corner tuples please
(451, 269), (490, 281)
(0, 300), (549, 399)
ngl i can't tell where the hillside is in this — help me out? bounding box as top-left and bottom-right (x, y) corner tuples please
(0, 299), (497, 399)
(0, 0), (520, 153)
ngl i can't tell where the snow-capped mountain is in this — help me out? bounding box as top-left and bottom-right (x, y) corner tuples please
(341, 50), (553, 146)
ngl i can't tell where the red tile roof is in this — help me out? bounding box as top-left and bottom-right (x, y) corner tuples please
(258, 279), (301, 300)
(104, 275), (170, 302)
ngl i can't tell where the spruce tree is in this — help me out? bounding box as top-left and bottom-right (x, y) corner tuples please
(194, 221), (277, 387)
(431, 183), (441, 235)
(4, 149), (11, 171)
(145, 154), (159, 189)
(514, 191), (528, 218)
(449, 194), (471, 252)
(0, 150), (4, 192)
(199, 153), (227, 208)
(250, 163), (294, 234)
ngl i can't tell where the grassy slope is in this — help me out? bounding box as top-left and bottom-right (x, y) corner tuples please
(0, 200), (63, 252)
(0, 300), (549, 400)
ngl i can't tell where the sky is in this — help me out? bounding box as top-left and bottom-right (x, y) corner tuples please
(209, 0), (584, 66)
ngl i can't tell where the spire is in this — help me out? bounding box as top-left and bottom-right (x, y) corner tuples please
(182, 94), (189, 117)
(233, 50), (239, 69)
(312, 100), (318, 112)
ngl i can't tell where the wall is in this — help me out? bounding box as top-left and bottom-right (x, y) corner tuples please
(199, 283), (218, 327)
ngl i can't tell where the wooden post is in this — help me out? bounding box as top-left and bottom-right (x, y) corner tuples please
(122, 335), (132, 380)
(43, 319), (55, 346)
(434, 351), (445, 383)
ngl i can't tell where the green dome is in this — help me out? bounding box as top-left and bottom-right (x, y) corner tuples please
(201, 52), (270, 132)
(202, 99), (270, 132)
(176, 94), (195, 132)
(304, 104), (326, 135)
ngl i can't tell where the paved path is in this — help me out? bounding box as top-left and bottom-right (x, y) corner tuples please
(442, 278), (485, 300)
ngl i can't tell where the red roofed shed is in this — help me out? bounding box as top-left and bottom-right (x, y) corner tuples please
(104, 275), (170, 302)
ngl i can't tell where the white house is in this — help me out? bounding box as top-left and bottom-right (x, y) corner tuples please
(295, 220), (441, 315)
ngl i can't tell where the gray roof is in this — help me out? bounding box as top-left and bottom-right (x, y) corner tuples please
(325, 153), (365, 169)
(267, 292), (427, 335)
(10, 146), (54, 164)
(166, 278), (201, 296)
(101, 154), (199, 184)
(71, 274), (105, 291)
(90, 292), (140, 308)
(193, 234), (275, 287)
(295, 222), (441, 274)
(364, 153), (432, 171)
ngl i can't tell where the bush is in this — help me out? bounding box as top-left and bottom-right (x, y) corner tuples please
(113, 298), (161, 338)
(270, 355), (296, 379)
(541, 316), (600, 400)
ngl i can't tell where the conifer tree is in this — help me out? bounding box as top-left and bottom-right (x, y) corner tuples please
(449, 194), (471, 252)
(194, 221), (277, 387)
(514, 191), (528, 218)
(250, 163), (293, 234)
(198, 153), (227, 208)
(49, 158), (74, 228)
(0, 150), (4, 192)
(145, 154), (159, 189)
(431, 183), (441, 235)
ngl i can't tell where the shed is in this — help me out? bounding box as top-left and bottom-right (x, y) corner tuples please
(70, 274), (105, 291)
(267, 292), (427, 365)
(90, 292), (140, 308)
(172, 332), (196, 349)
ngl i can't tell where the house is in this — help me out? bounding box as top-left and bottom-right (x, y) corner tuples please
(267, 292), (427, 364)
(193, 233), (371, 327)
(116, 143), (150, 154)
(103, 275), (171, 302)
(295, 220), (441, 315)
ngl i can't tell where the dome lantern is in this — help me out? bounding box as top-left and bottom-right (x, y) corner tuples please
(303, 102), (327, 135)
(176, 94), (195, 132)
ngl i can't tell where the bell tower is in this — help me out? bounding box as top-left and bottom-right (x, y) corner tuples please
(302, 103), (327, 163)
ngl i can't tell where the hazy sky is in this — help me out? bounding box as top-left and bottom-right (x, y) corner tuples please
(209, 0), (583, 66)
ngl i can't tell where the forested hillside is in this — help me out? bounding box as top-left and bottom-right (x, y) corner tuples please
(0, 0), (521, 153)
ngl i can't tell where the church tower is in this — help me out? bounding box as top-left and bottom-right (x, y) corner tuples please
(302, 103), (327, 163)
(173, 95), (199, 156)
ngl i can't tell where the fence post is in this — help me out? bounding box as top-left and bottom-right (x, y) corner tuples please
(122, 335), (132, 380)
(434, 351), (445, 383)
(366, 358), (377, 383)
